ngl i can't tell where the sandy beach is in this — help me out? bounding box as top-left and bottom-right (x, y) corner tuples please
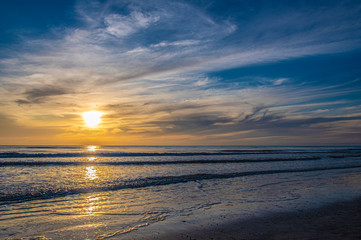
(5, 197), (361, 240)
(144, 197), (361, 240)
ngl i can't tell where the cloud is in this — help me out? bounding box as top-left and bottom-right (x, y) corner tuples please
(273, 78), (289, 85)
(140, 109), (361, 141)
(15, 99), (32, 105)
(25, 86), (69, 100)
(2, 0), (360, 87)
(150, 40), (201, 48)
(0, 0), (361, 144)
(16, 85), (73, 104)
(104, 12), (160, 38)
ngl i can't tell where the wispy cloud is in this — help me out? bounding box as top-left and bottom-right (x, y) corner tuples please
(104, 12), (160, 38)
(2, 0), (360, 86)
(0, 0), (361, 144)
(16, 85), (73, 104)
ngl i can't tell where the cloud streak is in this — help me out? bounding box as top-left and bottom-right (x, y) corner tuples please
(16, 85), (72, 104)
(0, 0), (361, 144)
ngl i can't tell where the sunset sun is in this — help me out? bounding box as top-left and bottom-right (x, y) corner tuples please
(82, 111), (102, 128)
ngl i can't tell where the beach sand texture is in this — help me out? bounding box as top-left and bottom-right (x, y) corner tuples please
(5, 198), (361, 240)
(147, 198), (361, 240)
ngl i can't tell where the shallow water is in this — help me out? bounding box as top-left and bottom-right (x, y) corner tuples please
(1, 146), (361, 239)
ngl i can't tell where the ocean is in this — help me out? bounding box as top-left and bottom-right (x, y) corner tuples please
(1, 145), (361, 239)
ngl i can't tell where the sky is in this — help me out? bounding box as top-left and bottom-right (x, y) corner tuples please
(0, 0), (361, 145)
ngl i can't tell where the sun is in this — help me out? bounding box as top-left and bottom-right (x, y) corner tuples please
(82, 111), (102, 128)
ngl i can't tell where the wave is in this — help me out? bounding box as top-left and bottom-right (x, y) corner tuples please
(1, 164), (361, 204)
(0, 157), (324, 166)
(1, 149), (361, 158)
(0, 151), (254, 158)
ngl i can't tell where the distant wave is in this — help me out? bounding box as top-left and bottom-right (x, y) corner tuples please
(0, 156), (324, 166)
(0, 151), (250, 158)
(1, 164), (361, 204)
(1, 149), (361, 158)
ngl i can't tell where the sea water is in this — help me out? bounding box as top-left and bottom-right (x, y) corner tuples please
(1, 146), (361, 239)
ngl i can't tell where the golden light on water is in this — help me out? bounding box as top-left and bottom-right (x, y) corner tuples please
(84, 169), (99, 215)
(85, 166), (98, 181)
(84, 195), (100, 216)
(87, 146), (97, 152)
(82, 111), (102, 128)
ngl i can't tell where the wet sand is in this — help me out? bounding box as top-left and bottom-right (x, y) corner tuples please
(6, 198), (361, 240)
(150, 197), (361, 240)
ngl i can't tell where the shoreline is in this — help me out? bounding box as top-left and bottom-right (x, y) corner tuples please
(135, 196), (361, 240)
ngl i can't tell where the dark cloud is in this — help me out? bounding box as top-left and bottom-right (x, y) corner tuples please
(149, 112), (237, 135)
(245, 115), (361, 131)
(244, 104), (268, 121)
(25, 86), (69, 101)
(15, 99), (32, 105)
(152, 103), (211, 114)
(143, 109), (361, 142)
(16, 85), (72, 104)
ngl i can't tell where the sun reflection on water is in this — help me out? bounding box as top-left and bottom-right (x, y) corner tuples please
(87, 146), (97, 152)
(84, 195), (100, 215)
(85, 166), (98, 180)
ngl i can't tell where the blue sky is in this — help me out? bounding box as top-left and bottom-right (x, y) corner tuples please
(0, 0), (361, 145)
